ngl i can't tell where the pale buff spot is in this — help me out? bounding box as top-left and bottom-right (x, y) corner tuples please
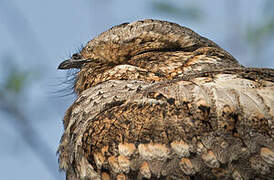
(147, 143), (170, 160)
(118, 155), (130, 173)
(179, 158), (195, 175)
(118, 143), (136, 156)
(108, 156), (120, 174)
(138, 143), (169, 160)
(138, 144), (153, 160)
(140, 161), (151, 179)
(196, 141), (207, 155)
(116, 173), (126, 180)
(202, 150), (220, 168)
(260, 147), (274, 165)
(171, 140), (190, 157)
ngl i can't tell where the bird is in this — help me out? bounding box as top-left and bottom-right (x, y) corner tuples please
(57, 19), (274, 180)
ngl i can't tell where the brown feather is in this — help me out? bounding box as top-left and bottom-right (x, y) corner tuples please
(58, 19), (274, 179)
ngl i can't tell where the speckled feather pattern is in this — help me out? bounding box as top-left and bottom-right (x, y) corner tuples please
(58, 19), (274, 180)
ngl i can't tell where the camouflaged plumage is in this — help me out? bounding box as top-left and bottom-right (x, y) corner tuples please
(58, 19), (274, 180)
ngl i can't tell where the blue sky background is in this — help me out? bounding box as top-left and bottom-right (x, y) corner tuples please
(0, 0), (273, 179)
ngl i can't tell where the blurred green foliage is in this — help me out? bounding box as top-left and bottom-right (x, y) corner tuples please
(246, 0), (274, 50)
(151, 1), (203, 21)
(246, 18), (274, 48)
(0, 55), (38, 101)
(4, 68), (31, 94)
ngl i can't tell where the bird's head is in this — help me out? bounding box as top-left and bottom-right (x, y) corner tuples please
(58, 19), (240, 95)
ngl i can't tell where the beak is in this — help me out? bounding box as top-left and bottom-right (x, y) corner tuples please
(58, 58), (89, 69)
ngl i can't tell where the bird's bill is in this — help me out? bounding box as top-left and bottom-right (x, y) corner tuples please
(58, 58), (90, 69)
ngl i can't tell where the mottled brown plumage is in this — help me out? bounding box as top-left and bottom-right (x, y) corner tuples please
(58, 19), (274, 180)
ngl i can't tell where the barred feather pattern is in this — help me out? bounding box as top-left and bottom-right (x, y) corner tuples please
(58, 19), (274, 180)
